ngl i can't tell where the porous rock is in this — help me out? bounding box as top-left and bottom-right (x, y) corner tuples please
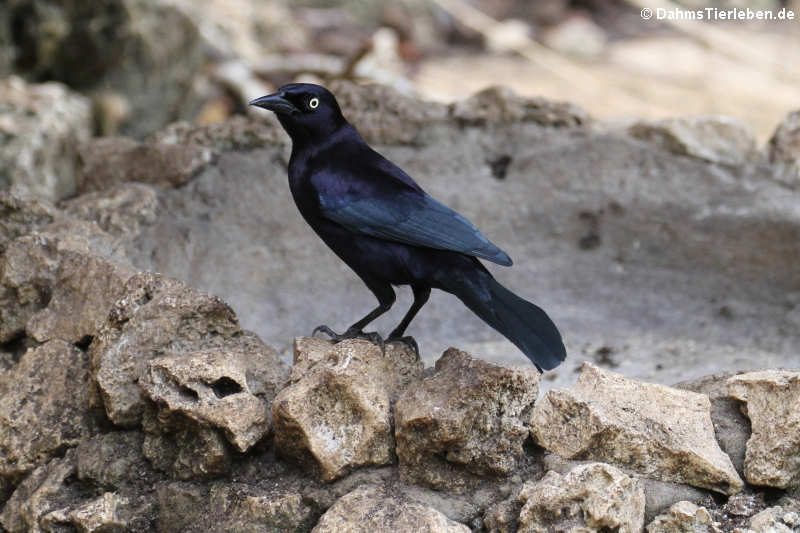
(768, 109), (800, 188)
(450, 85), (588, 127)
(628, 116), (759, 165)
(0, 185), (58, 251)
(156, 479), (319, 533)
(646, 501), (719, 533)
(727, 370), (800, 489)
(141, 403), (232, 480)
(62, 182), (159, 240)
(741, 497), (800, 533)
(0, 341), (93, 500)
(517, 462), (645, 533)
(0, 76), (92, 201)
(76, 431), (151, 490)
(531, 362), (743, 494)
(0, 451), (78, 533)
(312, 484), (470, 533)
(676, 372), (751, 478)
(76, 137), (213, 194)
(272, 337), (422, 482)
(139, 339), (287, 452)
(89, 271), (243, 427)
(395, 348), (539, 492)
(542, 452), (710, 523)
(0, 216), (134, 344)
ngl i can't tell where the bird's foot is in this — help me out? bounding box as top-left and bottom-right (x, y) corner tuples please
(312, 325), (385, 352)
(387, 335), (419, 355)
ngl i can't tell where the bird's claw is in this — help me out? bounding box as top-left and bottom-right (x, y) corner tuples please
(312, 325), (385, 352)
(387, 335), (419, 355)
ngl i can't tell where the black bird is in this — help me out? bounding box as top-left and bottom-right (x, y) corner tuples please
(250, 84), (566, 371)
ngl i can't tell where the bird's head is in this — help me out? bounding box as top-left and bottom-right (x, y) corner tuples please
(249, 83), (346, 143)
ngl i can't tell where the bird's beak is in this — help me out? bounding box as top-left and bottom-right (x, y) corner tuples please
(249, 92), (298, 115)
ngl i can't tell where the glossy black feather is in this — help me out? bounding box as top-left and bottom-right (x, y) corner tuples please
(250, 83), (566, 371)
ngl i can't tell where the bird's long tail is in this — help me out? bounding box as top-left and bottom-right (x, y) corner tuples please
(441, 267), (566, 371)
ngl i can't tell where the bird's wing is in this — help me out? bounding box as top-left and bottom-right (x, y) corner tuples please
(314, 172), (513, 266)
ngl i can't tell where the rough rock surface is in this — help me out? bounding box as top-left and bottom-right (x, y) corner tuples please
(646, 501), (719, 533)
(0, 213), (134, 345)
(517, 462), (645, 533)
(628, 116), (760, 166)
(0, 185), (58, 251)
(675, 372), (751, 479)
(272, 337), (421, 482)
(541, 452), (710, 524)
(728, 370), (800, 489)
(312, 484), (470, 533)
(77, 137), (213, 194)
(89, 271), (244, 426)
(768, 109), (800, 188)
(742, 497), (800, 533)
(532, 363), (743, 494)
(62, 183), (160, 241)
(0, 341), (93, 502)
(0, 77), (92, 201)
(139, 342), (286, 452)
(395, 348), (539, 492)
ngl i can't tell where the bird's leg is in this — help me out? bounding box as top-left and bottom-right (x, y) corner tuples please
(313, 283), (395, 350)
(387, 285), (431, 355)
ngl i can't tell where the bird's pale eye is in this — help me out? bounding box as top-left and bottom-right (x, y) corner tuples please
(308, 97), (319, 109)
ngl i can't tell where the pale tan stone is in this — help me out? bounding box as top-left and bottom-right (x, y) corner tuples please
(531, 363), (743, 494)
(728, 370), (800, 489)
(272, 338), (421, 482)
(517, 462), (645, 533)
(312, 485), (470, 533)
(646, 501), (720, 533)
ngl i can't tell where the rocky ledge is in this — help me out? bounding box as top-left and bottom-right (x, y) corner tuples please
(1, 80), (799, 532)
(0, 182), (798, 532)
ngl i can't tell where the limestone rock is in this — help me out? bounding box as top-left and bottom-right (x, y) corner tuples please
(541, 452), (710, 523)
(646, 501), (720, 533)
(61, 492), (128, 533)
(312, 484), (470, 533)
(728, 370), (800, 488)
(328, 80), (450, 145)
(0, 451), (78, 533)
(272, 337), (421, 482)
(76, 431), (150, 490)
(142, 404), (232, 480)
(676, 372), (751, 477)
(450, 85), (588, 127)
(62, 182), (159, 241)
(0, 185), (58, 252)
(0, 77), (92, 201)
(77, 137), (213, 194)
(629, 116), (759, 165)
(742, 497), (800, 533)
(0, 341), (93, 498)
(531, 363), (743, 494)
(139, 340), (287, 452)
(768, 109), (800, 188)
(517, 462), (645, 533)
(0, 216), (134, 345)
(395, 348), (539, 492)
(156, 480), (319, 533)
(89, 271), (242, 427)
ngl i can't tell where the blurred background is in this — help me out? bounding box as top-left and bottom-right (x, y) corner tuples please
(2, 0), (798, 140)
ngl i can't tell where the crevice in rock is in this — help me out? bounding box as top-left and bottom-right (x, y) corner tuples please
(487, 154), (512, 180)
(0, 331), (36, 363)
(211, 376), (243, 398)
(74, 335), (94, 351)
(179, 385), (200, 401)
